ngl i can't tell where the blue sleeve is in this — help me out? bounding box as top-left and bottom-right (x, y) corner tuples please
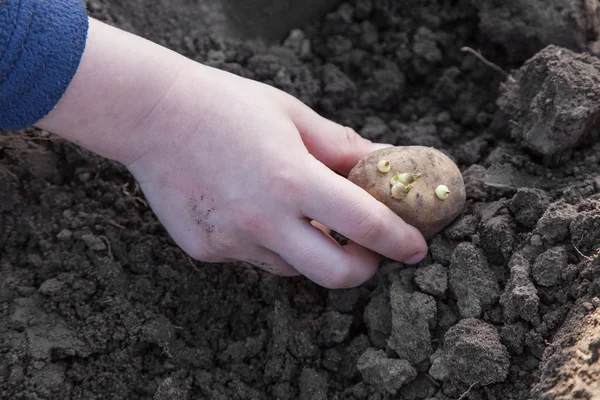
(0, 0), (89, 131)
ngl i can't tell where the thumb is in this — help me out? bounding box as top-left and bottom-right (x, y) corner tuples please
(289, 102), (392, 176)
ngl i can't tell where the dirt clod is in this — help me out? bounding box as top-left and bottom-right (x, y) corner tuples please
(320, 311), (353, 346)
(357, 348), (417, 394)
(496, 45), (600, 163)
(532, 246), (568, 287)
(414, 263), (448, 297)
(438, 318), (510, 386)
(480, 215), (515, 264)
(500, 253), (540, 323)
(388, 283), (436, 367)
(449, 243), (500, 318)
(363, 292), (392, 349)
(509, 188), (550, 228)
(534, 201), (578, 244)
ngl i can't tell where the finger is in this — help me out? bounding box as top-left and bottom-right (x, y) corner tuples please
(300, 162), (428, 264)
(243, 247), (301, 277)
(287, 101), (390, 176)
(272, 219), (380, 289)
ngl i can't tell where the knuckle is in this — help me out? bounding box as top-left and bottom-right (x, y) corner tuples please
(342, 126), (359, 149)
(355, 211), (385, 242)
(268, 166), (305, 204)
(236, 208), (268, 235)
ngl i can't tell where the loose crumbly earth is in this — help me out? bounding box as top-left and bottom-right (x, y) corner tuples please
(1, 1), (600, 399)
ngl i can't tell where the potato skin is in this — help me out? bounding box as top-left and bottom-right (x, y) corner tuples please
(348, 146), (466, 239)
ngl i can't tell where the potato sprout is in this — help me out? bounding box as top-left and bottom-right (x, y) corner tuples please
(377, 160), (391, 173)
(397, 172), (422, 185)
(391, 182), (407, 199)
(435, 185), (450, 200)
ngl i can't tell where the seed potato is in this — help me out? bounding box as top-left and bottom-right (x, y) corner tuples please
(348, 146), (466, 239)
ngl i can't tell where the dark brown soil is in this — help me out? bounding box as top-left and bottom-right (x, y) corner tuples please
(2, 1), (600, 399)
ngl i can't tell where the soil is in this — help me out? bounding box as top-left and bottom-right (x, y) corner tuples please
(2, 1), (600, 399)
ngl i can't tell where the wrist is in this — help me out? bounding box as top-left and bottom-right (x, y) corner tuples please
(35, 18), (192, 165)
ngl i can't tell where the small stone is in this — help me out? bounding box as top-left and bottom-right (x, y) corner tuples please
(81, 234), (106, 251)
(357, 348), (417, 394)
(56, 229), (73, 241)
(77, 172), (92, 182)
(414, 264), (448, 297)
(532, 246), (568, 287)
(38, 278), (65, 296)
(530, 234), (543, 247)
(320, 311), (353, 346)
(428, 348), (449, 381)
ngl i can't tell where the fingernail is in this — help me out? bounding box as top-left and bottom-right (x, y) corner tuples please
(405, 252), (426, 265)
(372, 143), (394, 151)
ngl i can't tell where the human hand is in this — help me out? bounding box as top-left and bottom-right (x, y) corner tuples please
(125, 65), (427, 288)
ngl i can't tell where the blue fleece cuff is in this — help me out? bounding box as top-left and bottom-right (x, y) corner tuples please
(0, 0), (89, 130)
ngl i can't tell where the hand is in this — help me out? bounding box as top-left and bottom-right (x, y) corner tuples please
(35, 18), (427, 289)
(125, 65), (428, 288)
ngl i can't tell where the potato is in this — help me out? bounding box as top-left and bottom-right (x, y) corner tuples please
(348, 146), (466, 239)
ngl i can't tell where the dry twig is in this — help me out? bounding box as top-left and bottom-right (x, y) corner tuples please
(108, 220), (126, 230)
(461, 47), (516, 83)
(457, 382), (478, 400)
(573, 237), (597, 262)
(188, 256), (200, 272)
(121, 182), (148, 208)
(98, 235), (113, 259)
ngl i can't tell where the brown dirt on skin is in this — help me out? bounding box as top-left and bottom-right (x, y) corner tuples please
(2, 1), (600, 399)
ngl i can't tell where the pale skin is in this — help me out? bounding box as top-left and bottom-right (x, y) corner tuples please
(36, 18), (428, 289)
